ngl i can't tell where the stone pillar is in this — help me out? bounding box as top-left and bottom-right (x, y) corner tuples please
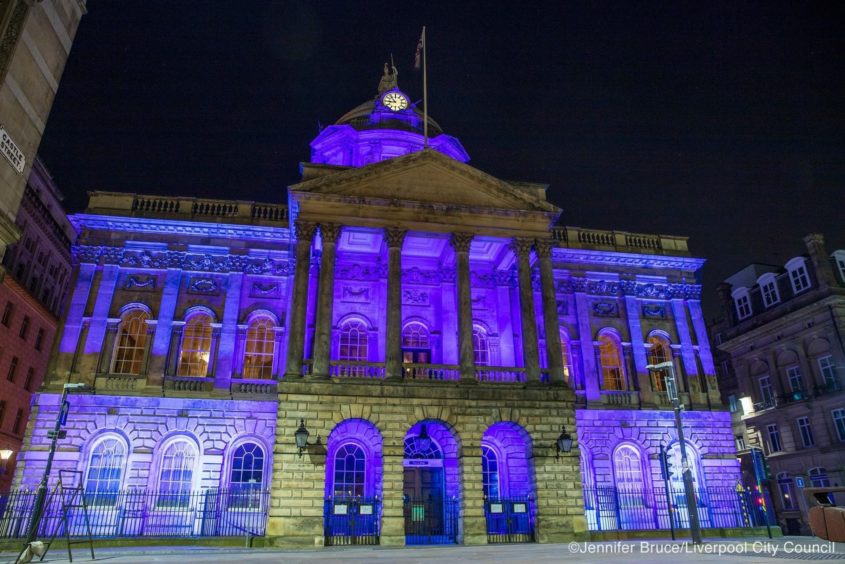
(451, 232), (475, 383)
(148, 268), (182, 383)
(623, 295), (649, 393)
(284, 221), (316, 379)
(804, 233), (836, 290)
(512, 238), (540, 384)
(312, 223), (342, 379)
(214, 272), (244, 383)
(535, 239), (564, 386)
(379, 443), (406, 546)
(52, 263), (95, 381)
(384, 228), (406, 382)
(461, 444), (488, 545)
(79, 264), (120, 381)
(575, 292), (600, 402)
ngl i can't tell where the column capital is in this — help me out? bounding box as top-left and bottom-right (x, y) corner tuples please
(511, 237), (534, 257)
(534, 238), (554, 258)
(384, 227), (407, 248)
(319, 223), (343, 244)
(450, 232), (474, 254)
(294, 220), (317, 242)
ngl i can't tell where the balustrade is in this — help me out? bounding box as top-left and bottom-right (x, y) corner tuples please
(475, 366), (527, 384)
(599, 390), (640, 406)
(402, 363), (459, 381)
(329, 361), (386, 379)
(162, 375), (214, 393)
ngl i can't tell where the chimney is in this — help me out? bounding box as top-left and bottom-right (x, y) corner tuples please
(803, 233), (836, 290)
(717, 282), (735, 327)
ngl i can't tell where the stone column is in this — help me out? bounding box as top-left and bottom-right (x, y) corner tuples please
(79, 264), (120, 381)
(512, 238), (540, 384)
(214, 272), (244, 383)
(148, 268), (182, 382)
(312, 223), (342, 379)
(284, 221), (316, 379)
(384, 228), (407, 382)
(535, 239), (564, 386)
(575, 292), (600, 402)
(451, 232), (475, 383)
(379, 443), (406, 546)
(461, 444), (488, 545)
(52, 263), (95, 381)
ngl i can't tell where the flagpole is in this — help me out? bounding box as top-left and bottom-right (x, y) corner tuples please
(422, 25), (428, 149)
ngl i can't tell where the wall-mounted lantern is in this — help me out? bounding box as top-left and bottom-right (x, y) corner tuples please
(294, 419), (312, 457)
(416, 424), (432, 452)
(555, 426), (573, 460)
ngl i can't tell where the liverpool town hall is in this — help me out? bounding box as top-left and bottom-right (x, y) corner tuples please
(14, 73), (746, 547)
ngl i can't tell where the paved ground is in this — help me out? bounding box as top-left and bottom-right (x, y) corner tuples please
(2, 537), (843, 564)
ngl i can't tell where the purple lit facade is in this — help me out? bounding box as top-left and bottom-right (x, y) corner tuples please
(15, 84), (742, 545)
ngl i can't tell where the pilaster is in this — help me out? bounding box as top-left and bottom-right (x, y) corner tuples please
(284, 221), (316, 378)
(512, 238), (540, 384)
(148, 268), (182, 384)
(452, 232), (476, 383)
(536, 239), (564, 386)
(384, 227), (406, 382)
(312, 223), (342, 379)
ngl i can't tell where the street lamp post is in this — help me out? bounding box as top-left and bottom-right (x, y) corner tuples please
(646, 360), (702, 545)
(16, 383), (87, 563)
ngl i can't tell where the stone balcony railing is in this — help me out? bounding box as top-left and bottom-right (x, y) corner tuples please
(162, 375), (215, 395)
(94, 373), (146, 393)
(403, 363), (459, 381)
(85, 191), (289, 226)
(599, 390), (640, 406)
(551, 226), (690, 256)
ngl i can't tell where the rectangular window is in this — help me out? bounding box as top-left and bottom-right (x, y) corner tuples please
(728, 394), (738, 413)
(778, 477), (796, 510)
(735, 434), (746, 451)
(786, 366), (803, 393)
(797, 416), (814, 447)
(833, 409), (845, 442)
(7, 356), (18, 382)
(761, 281), (780, 307)
(34, 328), (44, 351)
(24, 367), (34, 391)
(818, 356), (836, 387)
(735, 294), (752, 320)
(759, 375), (774, 406)
(19, 315), (29, 340)
(789, 264), (810, 293)
(1, 302), (12, 326)
(12, 409), (23, 435)
(767, 424), (783, 453)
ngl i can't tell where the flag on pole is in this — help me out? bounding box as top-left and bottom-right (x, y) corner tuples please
(414, 29), (424, 70)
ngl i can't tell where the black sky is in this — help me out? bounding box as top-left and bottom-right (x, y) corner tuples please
(37, 1), (845, 320)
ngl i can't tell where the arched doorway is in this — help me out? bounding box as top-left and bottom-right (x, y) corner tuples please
(323, 419), (382, 545)
(481, 422), (536, 543)
(403, 420), (460, 544)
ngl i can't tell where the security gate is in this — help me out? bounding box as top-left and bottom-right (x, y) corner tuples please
(484, 497), (535, 543)
(323, 496), (380, 546)
(404, 495), (459, 545)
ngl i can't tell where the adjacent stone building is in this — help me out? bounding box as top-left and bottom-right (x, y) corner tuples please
(712, 234), (845, 535)
(0, 0), (86, 259)
(17, 76), (741, 546)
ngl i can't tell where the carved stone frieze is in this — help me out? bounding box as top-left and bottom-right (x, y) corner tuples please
(341, 286), (371, 303)
(250, 281), (280, 298)
(642, 303), (667, 319)
(188, 277), (220, 295)
(592, 301), (619, 317)
(402, 288), (429, 306)
(122, 274), (157, 291)
(336, 262), (385, 281)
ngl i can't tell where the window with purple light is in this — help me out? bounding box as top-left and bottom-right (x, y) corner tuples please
(243, 317), (275, 379)
(229, 442), (265, 509)
(481, 445), (499, 499)
(402, 321), (430, 365)
(339, 319), (368, 376)
(157, 440), (197, 508)
(333, 443), (366, 497)
(473, 325), (489, 366)
(85, 436), (126, 506)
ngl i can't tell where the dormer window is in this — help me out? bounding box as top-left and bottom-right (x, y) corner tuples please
(732, 288), (752, 320)
(758, 273), (780, 308)
(786, 257), (811, 294)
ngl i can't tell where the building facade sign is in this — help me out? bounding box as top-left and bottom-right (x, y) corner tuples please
(0, 127), (26, 174)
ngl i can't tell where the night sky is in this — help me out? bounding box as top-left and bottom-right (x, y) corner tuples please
(37, 1), (845, 321)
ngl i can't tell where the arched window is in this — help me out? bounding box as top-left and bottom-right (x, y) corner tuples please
(229, 442), (265, 509)
(809, 467), (830, 487)
(402, 322), (431, 364)
(112, 309), (150, 375)
(178, 313), (213, 376)
(560, 331), (573, 386)
(243, 316), (275, 379)
(473, 325), (490, 366)
(85, 437), (126, 506)
(157, 440), (197, 508)
(332, 443), (365, 497)
(646, 335), (671, 392)
(613, 445), (643, 491)
(339, 319), (368, 376)
(598, 333), (624, 391)
(481, 445), (500, 499)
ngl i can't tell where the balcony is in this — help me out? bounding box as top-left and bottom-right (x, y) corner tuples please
(599, 390), (640, 407)
(94, 373), (146, 393)
(162, 375), (214, 395)
(814, 381), (843, 397)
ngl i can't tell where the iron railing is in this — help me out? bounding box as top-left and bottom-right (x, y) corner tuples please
(404, 495), (459, 545)
(323, 496), (380, 546)
(484, 496), (535, 543)
(0, 488), (269, 539)
(582, 486), (776, 532)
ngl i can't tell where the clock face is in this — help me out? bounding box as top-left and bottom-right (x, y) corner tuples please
(382, 91), (409, 112)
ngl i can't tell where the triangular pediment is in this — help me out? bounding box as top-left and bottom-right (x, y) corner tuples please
(291, 150), (558, 213)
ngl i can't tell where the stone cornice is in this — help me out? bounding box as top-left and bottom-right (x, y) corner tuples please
(73, 245), (292, 276)
(556, 277), (701, 300)
(70, 214), (290, 242)
(552, 247), (706, 271)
